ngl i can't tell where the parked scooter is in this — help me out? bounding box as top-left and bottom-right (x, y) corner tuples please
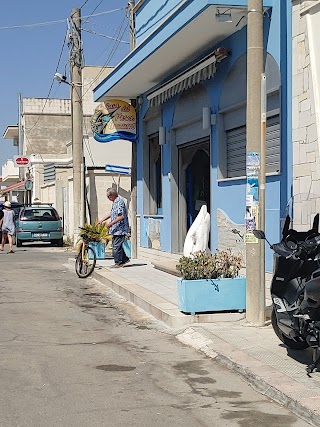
(254, 213), (320, 375)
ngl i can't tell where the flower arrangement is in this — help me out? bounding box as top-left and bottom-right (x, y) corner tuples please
(176, 249), (243, 281)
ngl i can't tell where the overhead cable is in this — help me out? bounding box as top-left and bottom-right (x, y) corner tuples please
(0, 9), (124, 31)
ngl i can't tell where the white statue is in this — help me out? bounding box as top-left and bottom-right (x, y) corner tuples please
(183, 205), (211, 257)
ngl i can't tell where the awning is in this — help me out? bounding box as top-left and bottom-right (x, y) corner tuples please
(0, 181), (25, 194)
(93, 3), (250, 102)
(147, 48), (228, 107)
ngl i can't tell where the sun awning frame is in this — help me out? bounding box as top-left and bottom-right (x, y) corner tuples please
(147, 47), (229, 107)
(0, 181), (25, 194)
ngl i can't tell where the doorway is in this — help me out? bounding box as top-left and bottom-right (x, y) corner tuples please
(178, 139), (210, 251)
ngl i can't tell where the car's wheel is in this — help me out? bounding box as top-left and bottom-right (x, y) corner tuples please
(16, 239), (22, 247)
(53, 238), (63, 247)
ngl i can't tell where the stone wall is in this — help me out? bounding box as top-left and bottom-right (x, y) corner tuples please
(292, 0), (320, 229)
(217, 209), (245, 262)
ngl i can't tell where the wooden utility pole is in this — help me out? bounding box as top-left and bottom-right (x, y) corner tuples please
(70, 8), (84, 244)
(246, 0), (265, 325)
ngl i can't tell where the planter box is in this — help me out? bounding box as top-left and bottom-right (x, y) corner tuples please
(89, 242), (106, 260)
(177, 277), (246, 314)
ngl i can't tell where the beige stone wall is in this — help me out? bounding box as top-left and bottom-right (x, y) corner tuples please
(86, 171), (131, 223)
(292, 1), (320, 229)
(41, 182), (56, 207)
(22, 98), (71, 156)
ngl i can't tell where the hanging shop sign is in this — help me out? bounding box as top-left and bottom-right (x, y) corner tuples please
(91, 99), (136, 143)
(14, 156), (30, 167)
(245, 152), (260, 244)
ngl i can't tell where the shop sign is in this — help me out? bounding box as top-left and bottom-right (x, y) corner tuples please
(91, 99), (136, 143)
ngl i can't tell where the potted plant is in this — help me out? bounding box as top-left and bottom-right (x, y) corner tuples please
(79, 222), (112, 260)
(176, 249), (246, 314)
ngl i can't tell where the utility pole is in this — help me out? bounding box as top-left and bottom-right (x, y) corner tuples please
(245, 0), (265, 326)
(129, 0), (137, 259)
(70, 8), (84, 244)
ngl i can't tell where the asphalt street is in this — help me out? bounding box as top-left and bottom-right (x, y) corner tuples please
(0, 245), (312, 427)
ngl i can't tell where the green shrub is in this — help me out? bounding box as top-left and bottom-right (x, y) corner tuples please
(176, 250), (243, 280)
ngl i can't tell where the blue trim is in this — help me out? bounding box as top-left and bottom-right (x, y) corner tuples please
(94, 131), (136, 143)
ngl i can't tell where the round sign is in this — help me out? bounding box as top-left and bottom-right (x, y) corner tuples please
(15, 156), (30, 166)
(25, 180), (33, 191)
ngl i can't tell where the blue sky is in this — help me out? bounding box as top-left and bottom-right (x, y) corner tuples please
(0, 0), (130, 170)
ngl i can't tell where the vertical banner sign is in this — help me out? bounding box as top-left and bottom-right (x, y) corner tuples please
(245, 152), (260, 244)
(91, 99), (136, 143)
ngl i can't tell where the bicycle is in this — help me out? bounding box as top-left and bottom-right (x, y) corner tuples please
(75, 228), (100, 278)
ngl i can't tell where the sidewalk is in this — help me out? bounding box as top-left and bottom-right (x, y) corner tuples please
(92, 257), (320, 426)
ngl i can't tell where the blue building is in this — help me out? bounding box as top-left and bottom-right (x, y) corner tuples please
(94, 0), (292, 272)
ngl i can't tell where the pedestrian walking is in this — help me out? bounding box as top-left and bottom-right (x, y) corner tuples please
(98, 188), (130, 268)
(0, 201), (15, 253)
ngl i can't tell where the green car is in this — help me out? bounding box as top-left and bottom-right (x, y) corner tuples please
(16, 205), (63, 247)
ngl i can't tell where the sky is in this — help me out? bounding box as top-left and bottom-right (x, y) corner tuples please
(0, 0), (130, 170)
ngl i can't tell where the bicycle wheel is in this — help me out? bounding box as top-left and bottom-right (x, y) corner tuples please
(75, 246), (96, 278)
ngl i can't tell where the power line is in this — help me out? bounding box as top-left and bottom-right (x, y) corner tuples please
(81, 27), (129, 43)
(25, 28), (69, 137)
(84, 0), (105, 18)
(0, 9), (125, 31)
(80, 0), (91, 8)
(81, 17), (129, 99)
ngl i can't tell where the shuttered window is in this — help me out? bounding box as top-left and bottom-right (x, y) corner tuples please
(226, 113), (280, 178)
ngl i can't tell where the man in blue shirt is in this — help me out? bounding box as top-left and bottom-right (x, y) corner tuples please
(98, 188), (130, 268)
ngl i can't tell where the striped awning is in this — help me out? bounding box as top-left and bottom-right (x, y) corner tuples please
(147, 48), (228, 107)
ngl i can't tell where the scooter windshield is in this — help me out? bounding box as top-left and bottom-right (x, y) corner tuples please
(281, 193), (320, 241)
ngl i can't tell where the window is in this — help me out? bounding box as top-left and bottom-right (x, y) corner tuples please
(218, 53), (281, 180)
(225, 111), (280, 179)
(149, 134), (162, 214)
(20, 208), (59, 221)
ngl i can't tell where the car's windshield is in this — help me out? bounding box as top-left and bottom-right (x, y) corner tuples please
(20, 208), (59, 221)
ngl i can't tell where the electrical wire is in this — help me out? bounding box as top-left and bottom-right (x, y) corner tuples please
(0, 9), (125, 31)
(84, 0), (105, 19)
(80, 0), (91, 8)
(24, 28), (68, 138)
(81, 27), (129, 43)
(81, 21), (120, 32)
(81, 16), (129, 99)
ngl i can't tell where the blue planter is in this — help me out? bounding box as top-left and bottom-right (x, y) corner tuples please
(177, 277), (246, 314)
(89, 242), (106, 260)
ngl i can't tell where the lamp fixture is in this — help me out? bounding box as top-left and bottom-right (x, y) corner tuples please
(54, 73), (68, 84)
(203, 107), (217, 130)
(216, 8), (232, 23)
(159, 126), (166, 146)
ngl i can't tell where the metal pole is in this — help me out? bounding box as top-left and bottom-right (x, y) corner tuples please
(245, 0), (265, 325)
(129, 0), (137, 259)
(70, 8), (84, 244)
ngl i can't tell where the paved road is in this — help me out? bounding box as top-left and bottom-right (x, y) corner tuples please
(0, 245), (312, 427)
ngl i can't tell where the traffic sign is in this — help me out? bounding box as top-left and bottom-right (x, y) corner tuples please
(14, 156), (30, 167)
(25, 180), (33, 191)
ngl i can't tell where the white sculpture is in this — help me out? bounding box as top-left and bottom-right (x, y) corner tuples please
(183, 204), (211, 257)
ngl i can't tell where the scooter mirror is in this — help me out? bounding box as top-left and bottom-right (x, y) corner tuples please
(253, 229), (266, 240)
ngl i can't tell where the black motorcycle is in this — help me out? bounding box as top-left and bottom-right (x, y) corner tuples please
(254, 213), (320, 375)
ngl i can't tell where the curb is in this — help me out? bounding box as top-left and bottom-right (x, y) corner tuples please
(92, 266), (246, 328)
(176, 327), (320, 427)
